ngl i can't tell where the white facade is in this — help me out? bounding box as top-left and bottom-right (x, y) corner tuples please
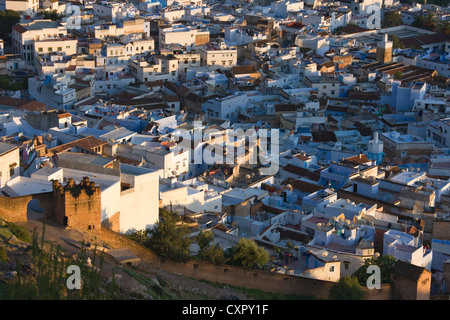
(426, 118), (450, 148)
(34, 38), (78, 57)
(160, 24), (209, 48)
(199, 47), (238, 69)
(28, 74), (76, 110)
(131, 55), (179, 82)
(12, 20), (67, 64)
(160, 180), (222, 213)
(383, 229), (432, 271)
(0, 143), (20, 188)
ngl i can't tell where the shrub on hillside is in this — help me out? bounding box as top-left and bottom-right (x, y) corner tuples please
(7, 223), (32, 243)
(0, 246), (7, 261)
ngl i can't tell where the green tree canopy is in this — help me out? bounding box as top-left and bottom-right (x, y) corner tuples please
(225, 238), (269, 269)
(195, 230), (214, 252)
(413, 13), (438, 32)
(201, 244), (226, 265)
(145, 209), (193, 262)
(40, 10), (61, 21)
(0, 10), (20, 44)
(382, 12), (403, 28)
(329, 276), (366, 300)
(352, 255), (397, 286)
(389, 34), (405, 49)
(438, 21), (450, 35)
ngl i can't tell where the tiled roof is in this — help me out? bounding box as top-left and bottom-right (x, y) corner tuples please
(232, 65), (258, 75)
(48, 136), (107, 155)
(282, 164), (321, 181)
(311, 131), (337, 142)
(391, 260), (428, 281)
(283, 177), (324, 193)
(343, 154), (370, 165)
(57, 113), (72, 119)
(12, 24), (27, 34)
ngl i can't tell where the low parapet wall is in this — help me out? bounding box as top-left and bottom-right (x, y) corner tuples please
(99, 227), (392, 300)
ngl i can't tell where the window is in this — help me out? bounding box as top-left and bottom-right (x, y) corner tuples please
(344, 261), (350, 270)
(329, 266), (334, 272)
(48, 47), (53, 52)
(38, 47), (43, 52)
(57, 47), (62, 51)
(9, 164), (15, 178)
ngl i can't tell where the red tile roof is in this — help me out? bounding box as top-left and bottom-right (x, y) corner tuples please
(12, 24), (27, 34)
(48, 136), (107, 155)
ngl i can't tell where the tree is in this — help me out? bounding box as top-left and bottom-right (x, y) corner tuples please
(145, 210), (192, 262)
(127, 229), (149, 245)
(329, 276), (366, 300)
(196, 230), (214, 252)
(40, 10), (61, 21)
(438, 21), (450, 35)
(352, 255), (397, 286)
(0, 10), (20, 44)
(194, 230), (225, 264)
(382, 12), (402, 28)
(413, 13), (438, 32)
(389, 34), (405, 49)
(225, 238), (269, 269)
(394, 71), (403, 79)
(201, 244), (225, 265)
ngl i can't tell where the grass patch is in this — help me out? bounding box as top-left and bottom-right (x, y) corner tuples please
(0, 228), (15, 241)
(0, 282), (8, 300)
(5, 223), (31, 243)
(121, 267), (174, 299)
(199, 280), (319, 300)
(0, 246), (7, 261)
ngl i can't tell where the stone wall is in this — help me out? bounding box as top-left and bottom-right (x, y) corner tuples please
(52, 177), (102, 231)
(0, 194), (31, 222)
(99, 227), (392, 300)
(0, 191), (55, 223)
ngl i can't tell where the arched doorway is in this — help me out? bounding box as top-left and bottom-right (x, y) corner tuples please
(27, 199), (45, 221)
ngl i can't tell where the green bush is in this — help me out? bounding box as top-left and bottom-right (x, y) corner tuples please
(7, 223), (32, 243)
(0, 246), (7, 261)
(329, 276), (366, 300)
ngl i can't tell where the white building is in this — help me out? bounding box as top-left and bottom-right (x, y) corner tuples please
(159, 24), (210, 49)
(27, 158), (160, 234)
(224, 26), (267, 47)
(4, 0), (39, 16)
(383, 229), (432, 271)
(202, 92), (250, 123)
(0, 142), (20, 188)
(198, 44), (238, 69)
(12, 20), (67, 65)
(33, 37), (78, 58)
(426, 118), (450, 148)
(160, 179), (222, 213)
(131, 54), (179, 82)
(368, 131), (384, 164)
(28, 74), (77, 110)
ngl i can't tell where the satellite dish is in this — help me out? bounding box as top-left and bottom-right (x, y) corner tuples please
(321, 251), (328, 257)
(333, 255), (338, 260)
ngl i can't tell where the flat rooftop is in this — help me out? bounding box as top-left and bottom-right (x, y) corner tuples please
(2, 176), (53, 196)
